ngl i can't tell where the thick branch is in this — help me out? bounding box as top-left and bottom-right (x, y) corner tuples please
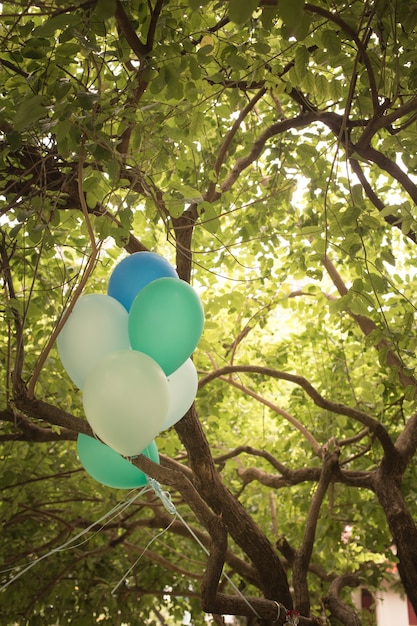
(219, 111), (317, 193)
(353, 143), (417, 205)
(356, 96), (417, 147)
(133, 453), (292, 621)
(373, 463), (417, 615)
(349, 158), (417, 244)
(174, 406), (293, 606)
(115, 0), (148, 58)
(0, 409), (76, 442)
(293, 451), (340, 615)
(14, 397), (92, 435)
(206, 87), (267, 201)
(201, 515), (228, 609)
(237, 465), (321, 490)
(395, 412), (417, 465)
(237, 463), (374, 491)
(199, 365), (395, 457)
(146, 0), (164, 51)
(323, 573), (361, 626)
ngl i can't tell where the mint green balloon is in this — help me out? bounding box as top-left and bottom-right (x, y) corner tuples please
(77, 434), (159, 489)
(83, 350), (169, 456)
(128, 278), (204, 376)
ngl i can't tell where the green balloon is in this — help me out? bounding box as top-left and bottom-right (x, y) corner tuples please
(77, 434), (159, 489)
(128, 278), (204, 376)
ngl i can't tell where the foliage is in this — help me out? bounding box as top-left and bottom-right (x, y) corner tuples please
(2, 0), (417, 625)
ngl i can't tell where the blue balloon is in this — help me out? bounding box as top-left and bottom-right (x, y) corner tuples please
(108, 252), (178, 312)
(77, 434), (159, 489)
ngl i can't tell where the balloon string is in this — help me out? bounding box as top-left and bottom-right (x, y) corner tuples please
(148, 479), (263, 621)
(2, 478), (263, 621)
(0, 487), (149, 590)
(111, 515), (177, 595)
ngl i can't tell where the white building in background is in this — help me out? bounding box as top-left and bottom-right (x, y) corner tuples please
(353, 571), (417, 626)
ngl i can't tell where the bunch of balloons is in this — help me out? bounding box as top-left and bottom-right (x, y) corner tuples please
(56, 252), (204, 489)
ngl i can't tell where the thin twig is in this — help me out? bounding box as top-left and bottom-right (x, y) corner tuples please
(26, 142), (99, 398)
(218, 374), (323, 457)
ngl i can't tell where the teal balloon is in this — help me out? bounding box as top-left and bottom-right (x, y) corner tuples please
(83, 350), (169, 456)
(77, 434), (159, 489)
(128, 278), (204, 376)
(56, 294), (130, 390)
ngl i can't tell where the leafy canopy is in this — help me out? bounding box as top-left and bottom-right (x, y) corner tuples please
(2, 0), (417, 625)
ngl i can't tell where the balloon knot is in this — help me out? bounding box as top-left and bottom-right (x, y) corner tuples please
(147, 478), (177, 515)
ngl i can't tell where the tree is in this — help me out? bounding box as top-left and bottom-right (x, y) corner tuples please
(1, 0), (417, 624)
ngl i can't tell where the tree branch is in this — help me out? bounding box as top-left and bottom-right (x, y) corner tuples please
(14, 397), (92, 435)
(115, 0), (148, 58)
(26, 143), (100, 398)
(353, 143), (417, 205)
(305, 2), (379, 113)
(323, 254), (417, 393)
(206, 86), (267, 201)
(146, 0), (164, 51)
(218, 375), (322, 457)
(293, 450), (340, 615)
(348, 157), (417, 244)
(0, 408), (77, 442)
(394, 412), (417, 466)
(356, 96), (417, 147)
(237, 465), (321, 490)
(199, 365), (395, 457)
(174, 406), (293, 606)
(322, 573), (361, 626)
(219, 112), (318, 193)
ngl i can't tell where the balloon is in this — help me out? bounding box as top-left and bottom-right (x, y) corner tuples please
(107, 252), (178, 312)
(162, 359), (198, 430)
(82, 350), (169, 457)
(56, 294), (130, 390)
(77, 434), (159, 489)
(128, 278), (204, 376)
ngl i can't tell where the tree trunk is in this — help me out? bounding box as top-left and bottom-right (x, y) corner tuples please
(175, 405), (293, 608)
(374, 464), (417, 614)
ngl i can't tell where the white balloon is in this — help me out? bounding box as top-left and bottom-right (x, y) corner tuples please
(162, 358), (198, 430)
(56, 294), (130, 390)
(83, 350), (169, 456)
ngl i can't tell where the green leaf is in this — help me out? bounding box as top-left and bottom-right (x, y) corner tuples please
(314, 73), (329, 100)
(228, 0), (259, 24)
(32, 13), (81, 37)
(351, 183), (364, 206)
(14, 95), (48, 131)
(93, 0), (116, 20)
(6, 130), (22, 150)
(295, 45), (309, 80)
(321, 29), (342, 56)
(278, 0), (305, 33)
(261, 5), (279, 30)
(200, 201), (220, 233)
